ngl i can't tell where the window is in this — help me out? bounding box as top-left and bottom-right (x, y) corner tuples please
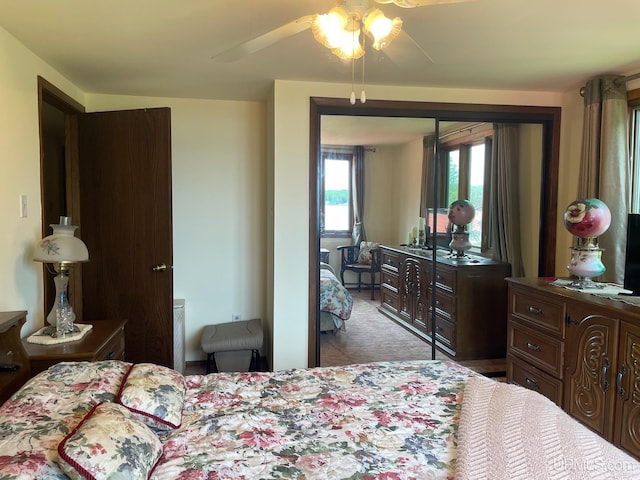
(320, 150), (352, 237)
(441, 138), (490, 248)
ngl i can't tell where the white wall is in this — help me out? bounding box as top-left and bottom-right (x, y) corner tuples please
(393, 137), (425, 245)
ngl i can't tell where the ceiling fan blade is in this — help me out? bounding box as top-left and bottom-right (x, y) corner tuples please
(213, 15), (314, 63)
(375, 0), (472, 7)
(379, 29), (434, 67)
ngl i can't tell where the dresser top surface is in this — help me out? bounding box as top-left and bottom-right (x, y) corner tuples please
(382, 245), (509, 267)
(506, 277), (640, 319)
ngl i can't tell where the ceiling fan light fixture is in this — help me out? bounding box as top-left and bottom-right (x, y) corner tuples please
(364, 8), (402, 50)
(331, 28), (365, 59)
(312, 7), (349, 49)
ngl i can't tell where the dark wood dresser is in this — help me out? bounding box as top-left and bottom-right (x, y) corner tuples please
(379, 245), (511, 360)
(22, 319), (126, 376)
(506, 277), (640, 459)
(0, 311), (31, 404)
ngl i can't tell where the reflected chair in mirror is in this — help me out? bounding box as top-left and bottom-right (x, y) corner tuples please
(337, 242), (381, 300)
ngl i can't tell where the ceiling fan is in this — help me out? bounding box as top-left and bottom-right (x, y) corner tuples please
(213, 0), (472, 63)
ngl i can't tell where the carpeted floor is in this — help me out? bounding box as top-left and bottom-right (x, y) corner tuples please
(320, 289), (506, 378)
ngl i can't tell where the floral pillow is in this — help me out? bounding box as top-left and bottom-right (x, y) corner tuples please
(357, 241), (380, 264)
(117, 363), (186, 430)
(57, 402), (162, 480)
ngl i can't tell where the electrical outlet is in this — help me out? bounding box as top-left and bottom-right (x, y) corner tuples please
(19, 194), (27, 218)
(232, 313), (241, 321)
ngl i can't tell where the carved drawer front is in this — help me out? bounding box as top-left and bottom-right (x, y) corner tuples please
(381, 288), (399, 312)
(381, 270), (399, 289)
(434, 316), (455, 349)
(434, 290), (455, 320)
(433, 267), (455, 293)
(382, 251), (399, 270)
(512, 290), (565, 336)
(507, 354), (563, 405)
(96, 329), (125, 361)
(508, 322), (563, 378)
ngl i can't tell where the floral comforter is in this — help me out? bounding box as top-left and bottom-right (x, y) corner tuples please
(320, 267), (353, 321)
(0, 359), (476, 479)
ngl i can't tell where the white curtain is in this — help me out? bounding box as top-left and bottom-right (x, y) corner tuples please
(578, 75), (630, 284)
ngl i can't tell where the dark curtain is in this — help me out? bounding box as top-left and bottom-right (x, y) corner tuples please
(419, 134), (446, 215)
(352, 145), (366, 245)
(489, 124), (524, 276)
(577, 75), (630, 284)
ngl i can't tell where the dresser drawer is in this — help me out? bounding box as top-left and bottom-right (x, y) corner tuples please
(434, 316), (455, 350)
(381, 270), (399, 289)
(381, 288), (399, 312)
(382, 250), (399, 271)
(434, 290), (455, 320)
(511, 288), (565, 336)
(508, 321), (564, 378)
(95, 327), (125, 361)
(433, 267), (455, 293)
(507, 354), (563, 405)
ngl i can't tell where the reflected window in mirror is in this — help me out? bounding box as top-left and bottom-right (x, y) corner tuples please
(320, 148), (353, 238)
(440, 127), (492, 251)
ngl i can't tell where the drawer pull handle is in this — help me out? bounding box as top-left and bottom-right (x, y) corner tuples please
(526, 342), (541, 352)
(436, 325), (443, 332)
(106, 351), (116, 360)
(601, 357), (610, 392)
(528, 306), (544, 315)
(525, 376), (540, 390)
(617, 366), (626, 399)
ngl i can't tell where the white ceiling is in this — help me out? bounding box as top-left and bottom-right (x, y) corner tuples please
(1, 0), (640, 103)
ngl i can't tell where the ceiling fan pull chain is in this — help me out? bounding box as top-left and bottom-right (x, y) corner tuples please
(360, 33), (367, 104)
(350, 26), (357, 104)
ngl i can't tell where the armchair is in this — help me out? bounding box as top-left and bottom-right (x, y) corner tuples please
(337, 242), (381, 300)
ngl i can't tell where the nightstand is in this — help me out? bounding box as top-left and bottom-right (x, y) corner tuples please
(23, 319), (127, 376)
(0, 311), (31, 404)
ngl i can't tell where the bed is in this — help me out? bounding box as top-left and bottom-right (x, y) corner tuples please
(1, 359), (639, 479)
(319, 263), (352, 333)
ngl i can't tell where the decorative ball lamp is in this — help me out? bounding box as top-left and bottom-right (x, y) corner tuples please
(563, 198), (611, 288)
(448, 199), (475, 257)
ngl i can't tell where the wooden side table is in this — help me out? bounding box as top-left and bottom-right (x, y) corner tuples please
(23, 319), (127, 376)
(0, 311), (31, 404)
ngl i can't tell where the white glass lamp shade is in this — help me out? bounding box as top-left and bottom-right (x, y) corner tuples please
(34, 217), (89, 265)
(363, 9), (402, 50)
(312, 7), (349, 49)
(448, 199), (476, 227)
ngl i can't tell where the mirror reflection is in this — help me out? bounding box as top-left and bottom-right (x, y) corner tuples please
(318, 114), (545, 367)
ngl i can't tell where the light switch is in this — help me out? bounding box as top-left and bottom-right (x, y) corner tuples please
(19, 195), (27, 218)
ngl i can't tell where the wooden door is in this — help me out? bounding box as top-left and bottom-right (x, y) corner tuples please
(77, 108), (173, 367)
(564, 306), (619, 439)
(614, 321), (640, 458)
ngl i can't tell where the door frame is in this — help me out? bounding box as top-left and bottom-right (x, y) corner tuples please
(308, 97), (562, 367)
(37, 76), (85, 320)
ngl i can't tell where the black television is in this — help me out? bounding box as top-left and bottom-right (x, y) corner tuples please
(426, 208), (452, 251)
(623, 213), (640, 296)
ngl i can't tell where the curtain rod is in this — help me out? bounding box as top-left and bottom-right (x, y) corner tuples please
(579, 72), (640, 96)
(438, 122), (487, 140)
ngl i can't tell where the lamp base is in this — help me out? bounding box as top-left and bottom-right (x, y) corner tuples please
(566, 246), (606, 289)
(39, 324), (81, 338)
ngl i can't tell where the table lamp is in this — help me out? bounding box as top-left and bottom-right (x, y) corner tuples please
(563, 198), (611, 289)
(448, 199), (475, 258)
(33, 216), (89, 336)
